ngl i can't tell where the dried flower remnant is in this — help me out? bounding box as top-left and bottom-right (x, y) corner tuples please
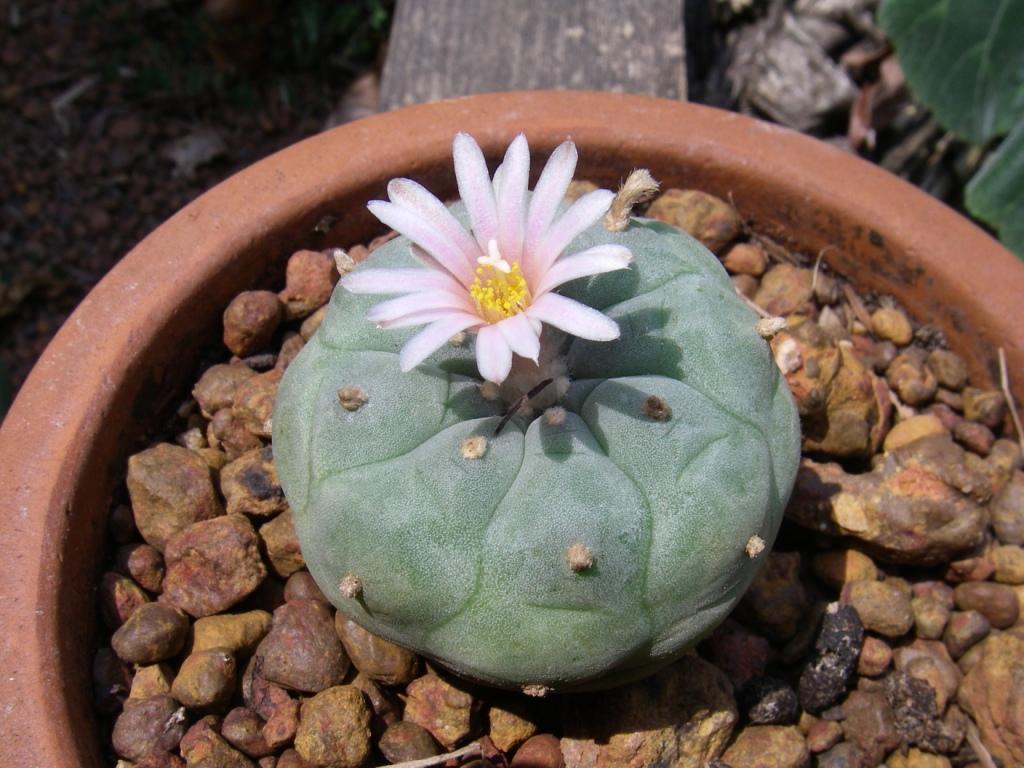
(341, 133), (633, 383)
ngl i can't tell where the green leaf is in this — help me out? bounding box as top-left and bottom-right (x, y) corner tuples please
(967, 119), (1024, 257)
(879, 0), (1024, 144)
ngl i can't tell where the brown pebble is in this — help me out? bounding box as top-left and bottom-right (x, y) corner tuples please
(927, 402), (962, 431)
(842, 580), (913, 638)
(962, 387), (1007, 429)
(887, 748), (952, 768)
(284, 572), (328, 603)
(112, 602), (189, 664)
(180, 716), (254, 767)
(221, 446), (287, 518)
(255, 600), (350, 693)
(811, 549), (878, 591)
(260, 511), (305, 578)
(883, 414), (948, 452)
(223, 707), (275, 758)
(943, 610), (991, 658)
(512, 734), (564, 768)
(754, 264), (813, 317)
(224, 290), (283, 357)
(118, 543), (166, 594)
(233, 370), (281, 439)
(264, 699), (301, 750)
(722, 242), (767, 276)
(112, 695), (188, 761)
(912, 596), (951, 640)
(100, 571), (150, 629)
(162, 514), (267, 618)
(721, 725), (810, 768)
(294, 686), (372, 768)
(952, 419), (995, 456)
(404, 673), (476, 749)
(191, 610), (273, 656)
(993, 471), (1024, 545)
(893, 639), (962, 713)
(945, 543), (995, 584)
(279, 249), (339, 320)
(986, 439), (1022, 496)
(276, 750), (310, 768)
(957, 633), (1024, 767)
(210, 407), (264, 459)
(857, 636), (892, 677)
(913, 581), (955, 608)
(646, 188), (742, 254)
(804, 719), (842, 753)
(335, 615), (418, 686)
(130, 663), (174, 700)
(489, 700), (538, 753)
(871, 307), (913, 346)
(193, 363), (257, 418)
(171, 648), (237, 712)
(886, 349), (938, 406)
(926, 350), (968, 391)
(840, 690), (900, 765)
(954, 581), (1020, 628)
(136, 752), (187, 768)
(127, 443), (224, 552)
(378, 721), (440, 764)
(934, 387), (964, 411)
(993, 545), (1024, 585)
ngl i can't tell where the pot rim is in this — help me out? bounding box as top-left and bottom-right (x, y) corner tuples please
(0, 91), (1020, 767)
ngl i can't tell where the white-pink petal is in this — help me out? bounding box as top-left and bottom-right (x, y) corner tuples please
(378, 308), (469, 329)
(475, 324), (513, 383)
(525, 292), (620, 341)
(367, 200), (475, 286)
(534, 244), (633, 295)
(366, 290), (474, 325)
(453, 133), (499, 252)
(524, 141), (577, 258)
(400, 313), (484, 372)
(342, 268), (463, 295)
(495, 312), (540, 362)
(387, 178), (481, 263)
(527, 189), (615, 287)
(495, 133), (530, 263)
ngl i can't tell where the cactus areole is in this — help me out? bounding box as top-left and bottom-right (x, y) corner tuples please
(273, 133), (801, 691)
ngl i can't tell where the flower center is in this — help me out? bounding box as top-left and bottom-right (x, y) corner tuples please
(470, 240), (531, 323)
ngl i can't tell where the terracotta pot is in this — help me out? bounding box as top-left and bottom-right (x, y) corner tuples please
(0, 92), (1020, 766)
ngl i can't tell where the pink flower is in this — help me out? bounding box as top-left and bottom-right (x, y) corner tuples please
(341, 133), (632, 383)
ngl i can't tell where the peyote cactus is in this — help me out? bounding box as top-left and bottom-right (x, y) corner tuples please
(273, 133), (801, 692)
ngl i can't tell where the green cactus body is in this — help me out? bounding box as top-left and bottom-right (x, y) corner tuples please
(273, 208), (800, 691)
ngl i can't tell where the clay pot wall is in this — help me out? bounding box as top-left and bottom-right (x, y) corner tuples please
(0, 93), (1020, 766)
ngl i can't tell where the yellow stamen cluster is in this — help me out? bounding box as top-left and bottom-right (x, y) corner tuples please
(470, 261), (531, 323)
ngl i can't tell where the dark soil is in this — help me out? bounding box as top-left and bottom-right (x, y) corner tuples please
(0, 0), (390, 414)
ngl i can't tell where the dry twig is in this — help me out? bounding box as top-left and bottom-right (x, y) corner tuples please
(387, 742), (482, 768)
(999, 347), (1024, 453)
(841, 283), (874, 330)
(965, 720), (997, 768)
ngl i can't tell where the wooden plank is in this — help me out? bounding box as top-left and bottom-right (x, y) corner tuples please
(379, 0), (686, 110)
